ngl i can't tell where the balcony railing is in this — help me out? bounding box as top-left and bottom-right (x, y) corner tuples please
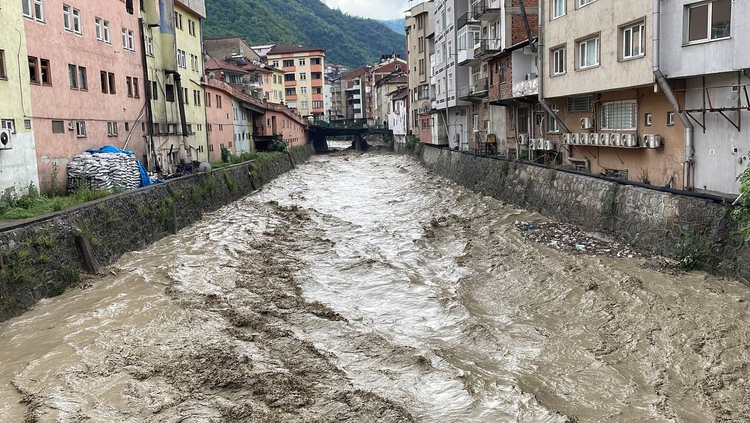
(474, 39), (502, 58)
(457, 12), (478, 29)
(472, 0), (502, 20)
(511, 77), (538, 98)
(459, 77), (489, 101)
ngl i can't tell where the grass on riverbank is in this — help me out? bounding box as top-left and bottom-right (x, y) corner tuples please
(0, 187), (112, 220)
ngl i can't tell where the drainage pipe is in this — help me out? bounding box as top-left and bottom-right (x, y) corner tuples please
(653, 0), (694, 190)
(537, 0), (571, 134)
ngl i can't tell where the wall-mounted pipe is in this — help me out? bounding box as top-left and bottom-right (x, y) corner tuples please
(653, 0), (694, 190)
(537, 0), (571, 134)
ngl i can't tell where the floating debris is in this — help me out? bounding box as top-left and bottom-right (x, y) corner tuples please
(515, 221), (643, 259)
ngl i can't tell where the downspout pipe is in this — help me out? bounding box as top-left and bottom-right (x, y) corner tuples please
(653, 0), (694, 190)
(537, 0), (571, 134)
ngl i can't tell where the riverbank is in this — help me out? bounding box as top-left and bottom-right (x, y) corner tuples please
(406, 143), (750, 282)
(0, 145), (315, 322)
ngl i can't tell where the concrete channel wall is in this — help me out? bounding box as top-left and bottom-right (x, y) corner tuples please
(412, 144), (750, 282)
(0, 146), (314, 322)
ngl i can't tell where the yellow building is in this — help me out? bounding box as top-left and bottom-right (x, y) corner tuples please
(0, 0), (39, 198)
(267, 66), (286, 105)
(267, 45), (326, 118)
(141, 0), (208, 173)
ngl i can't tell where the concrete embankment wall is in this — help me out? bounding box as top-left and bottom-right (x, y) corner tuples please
(412, 144), (750, 282)
(0, 145), (314, 322)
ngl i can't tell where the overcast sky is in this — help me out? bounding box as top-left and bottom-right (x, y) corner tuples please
(322, 0), (413, 20)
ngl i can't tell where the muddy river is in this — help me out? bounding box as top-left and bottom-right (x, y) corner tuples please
(1, 152), (749, 422)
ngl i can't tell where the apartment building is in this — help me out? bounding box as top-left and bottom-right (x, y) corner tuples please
(367, 56), (407, 125)
(658, 0), (748, 195)
(264, 65), (285, 104)
(253, 102), (309, 149)
(431, 0), (471, 149)
(374, 73), (408, 128)
(203, 36), (261, 63)
(542, 0), (682, 187)
(332, 67), (367, 120)
(203, 78), (234, 160)
(388, 87), (410, 144)
(24, 0), (146, 188)
(267, 45), (326, 118)
(406, 1), (436, 137)
(141, 0), (208, 173)
(0, 0), (40, 198)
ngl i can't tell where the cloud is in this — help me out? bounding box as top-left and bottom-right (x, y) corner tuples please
(322, 0), (410, 20)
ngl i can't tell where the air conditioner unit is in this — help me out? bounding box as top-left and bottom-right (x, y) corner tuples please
(536, 139), (545, 150)
(525, 73), (538, 81)
(68, 121), (75, 130)
(590, 133), (601, 146)
(544, 140), (555, 151)
(643, 134), (662, 149)
(518, 134), (529, 145)
(0, 129), (12, 150)
(579, 133), (590, 145)
(581, 117), (593, 130)
(622, 133), (638, 147)
(571, 133), (580, 145)
(611, 133), (623, 147)
(599, 133), (612, 146)
(562, 133), (573, 144)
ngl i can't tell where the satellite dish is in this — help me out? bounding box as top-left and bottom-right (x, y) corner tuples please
(421, 101), (432, 114)
(199, 162), (212, 173)
(208, 71), (217, 79)
(0, 131), (9, 147)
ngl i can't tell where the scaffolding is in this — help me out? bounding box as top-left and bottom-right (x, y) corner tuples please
(676, 78), (750, 133)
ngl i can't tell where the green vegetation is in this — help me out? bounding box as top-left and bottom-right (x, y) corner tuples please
(732, 165), (750, 240)
(0, 185), (112, 220)
(203, 0), (405, 68)
(405, 135), (419, 152)
(380, 19), (406, 35)
(669, 235), (710, 271)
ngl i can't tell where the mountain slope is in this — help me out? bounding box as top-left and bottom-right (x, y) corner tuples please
(381, 19), (406, 35)
(204, 0), (406, 68)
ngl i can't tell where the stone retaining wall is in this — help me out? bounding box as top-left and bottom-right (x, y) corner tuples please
(414, 144), (750, 282)
(0, 145), (314, 322)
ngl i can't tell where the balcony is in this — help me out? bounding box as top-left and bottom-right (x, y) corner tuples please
(457, 12), (479, 29)
(457, 48), (479, 66)
(458, 77), (489, 101)
(245, 81), (263, 91)
(346, 84), (361, 92)
(472, 0), (501, 20)
(474, 39), (502, 59)
(511, 76), (538, 98)
(285, 80), (297, 86)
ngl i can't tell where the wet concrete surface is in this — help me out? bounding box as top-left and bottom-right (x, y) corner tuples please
(1, 151), (749, 422)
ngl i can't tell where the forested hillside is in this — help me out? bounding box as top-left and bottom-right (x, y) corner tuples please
(204, 0), (406, 68)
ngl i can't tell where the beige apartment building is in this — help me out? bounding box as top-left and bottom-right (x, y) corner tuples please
(543, 0), (684, 188)
(406, 0), (435, 137)
(266, 45), (326, 118)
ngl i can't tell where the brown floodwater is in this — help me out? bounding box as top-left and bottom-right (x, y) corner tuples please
(1, 152), (749, 422)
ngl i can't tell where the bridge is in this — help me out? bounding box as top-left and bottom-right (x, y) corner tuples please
(308, 118), (392, 152)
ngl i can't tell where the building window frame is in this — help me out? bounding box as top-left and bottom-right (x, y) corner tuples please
(600, 99), (638, 131)
(551, 46), (566, 76)
(685, 0), (732, 45)
(107, 121), (118, 137)
(0, 50), (6, 79)
(547, 104), (560, 133)
(578, 0), (596, 8)
(76, 121), (86, 138)
(39, 58), (51, 85)
(576, 35), (600, 70)
(667, 111), (675, 126)
(645, 112), (652, 126)
(621, 20), (646, 60)
(552, 0), (566, 19)
(24, 0), (45, 22)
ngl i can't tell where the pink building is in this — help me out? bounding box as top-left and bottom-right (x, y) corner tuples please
(254, 102), (309, 150)
(23, 0), (147, 189)
(203, 78), (234, 161)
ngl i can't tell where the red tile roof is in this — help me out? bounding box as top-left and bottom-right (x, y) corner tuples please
(204, 57), (248, 74)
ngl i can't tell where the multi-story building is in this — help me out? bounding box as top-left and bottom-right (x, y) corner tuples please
(203, 78), (234, 160)
(266, 45), (326, 118)
(658, 0), (749, 195)
(542, 0), (683, 187)
(374, 73), (408, 128)
(333, 67), (367, 120)
(203, 36), (261, 63)
(253, 102), (309, 149)
(141, 0), (207, 173)
(388, 87), (410, 144)
(24, 0), (146, 187)
(264, 65), (285, 104)
(0, 0), (40, 198)
(366, 56), (407, 125)
(406, 0), (436, 137)
(431, 0), (472, 149)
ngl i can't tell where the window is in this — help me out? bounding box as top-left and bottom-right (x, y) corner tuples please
(299, 72), (307, 80)
(553, 0), (566, 18)
(1, 120), (15, 133)
(577, 37), (599, 69)
(622, 22), (645, 59)
(127, 30), (134, 50)
(78, 67), (87, 90)
(0, 50), (6, 79)
(145, 36), (153, 55)
(601, 100), (637, 130)
(108, 72), (116, 94)
(579, 0), (596, 7)
(28, 57), (39, 84)
(552, 47), (565, 75)
(645, 113), (652, 126)
(286, 88), (295, 96)
(313, 101), (323, 109)
(63, 5), (71, 30)
(122, 28), (127, 49)
(100, 71), (108, 93)
(193, 90), (201, 106)
(51, 120), (65, 133)
(568, 95), (594, 112)
(95, 17), (103, 40)
(283, 60), (294, 67)
(76, 121), (86, 137)
(183, 87), (189, 104)
(216, 95), (222, 108)
(686, 0), (731, 43)
(300, 87), (307, 95)
(205, 91), (210, 106)
(126, 76), (133, 97)
(285, 74), (295, 81)
(24, 0), (45, 22)
(176, 50), (186, 68)
(299, 58), (306, 66)
(37, 58), (51, 85)
(188, 19), (195, 36)
(151, 80), (158, 100)
(133, 77), (139, 98)
(107, 121), (118, 137)
(174, 12), (183, 30)
(499, 61), (506, 83)
(548, 105), (560, 133)
(667, 111), (675, 126)
(68, 64), (85, 89)
(301, 101), (308, 109)
(72, 8), (81, 33)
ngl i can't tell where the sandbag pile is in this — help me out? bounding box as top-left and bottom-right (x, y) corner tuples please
(67, 152), (142, 193)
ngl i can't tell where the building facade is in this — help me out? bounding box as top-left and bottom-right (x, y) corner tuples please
(267, 45), (326, 118)
(254, 102), (309, 148)
(0, 0), (40, 198)
(203, 78), (234, 161)
(406, 1), (436, 137)
(24, 0), (147, 188)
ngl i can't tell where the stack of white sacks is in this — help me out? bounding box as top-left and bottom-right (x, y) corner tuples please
(67, 152), (141, 193)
